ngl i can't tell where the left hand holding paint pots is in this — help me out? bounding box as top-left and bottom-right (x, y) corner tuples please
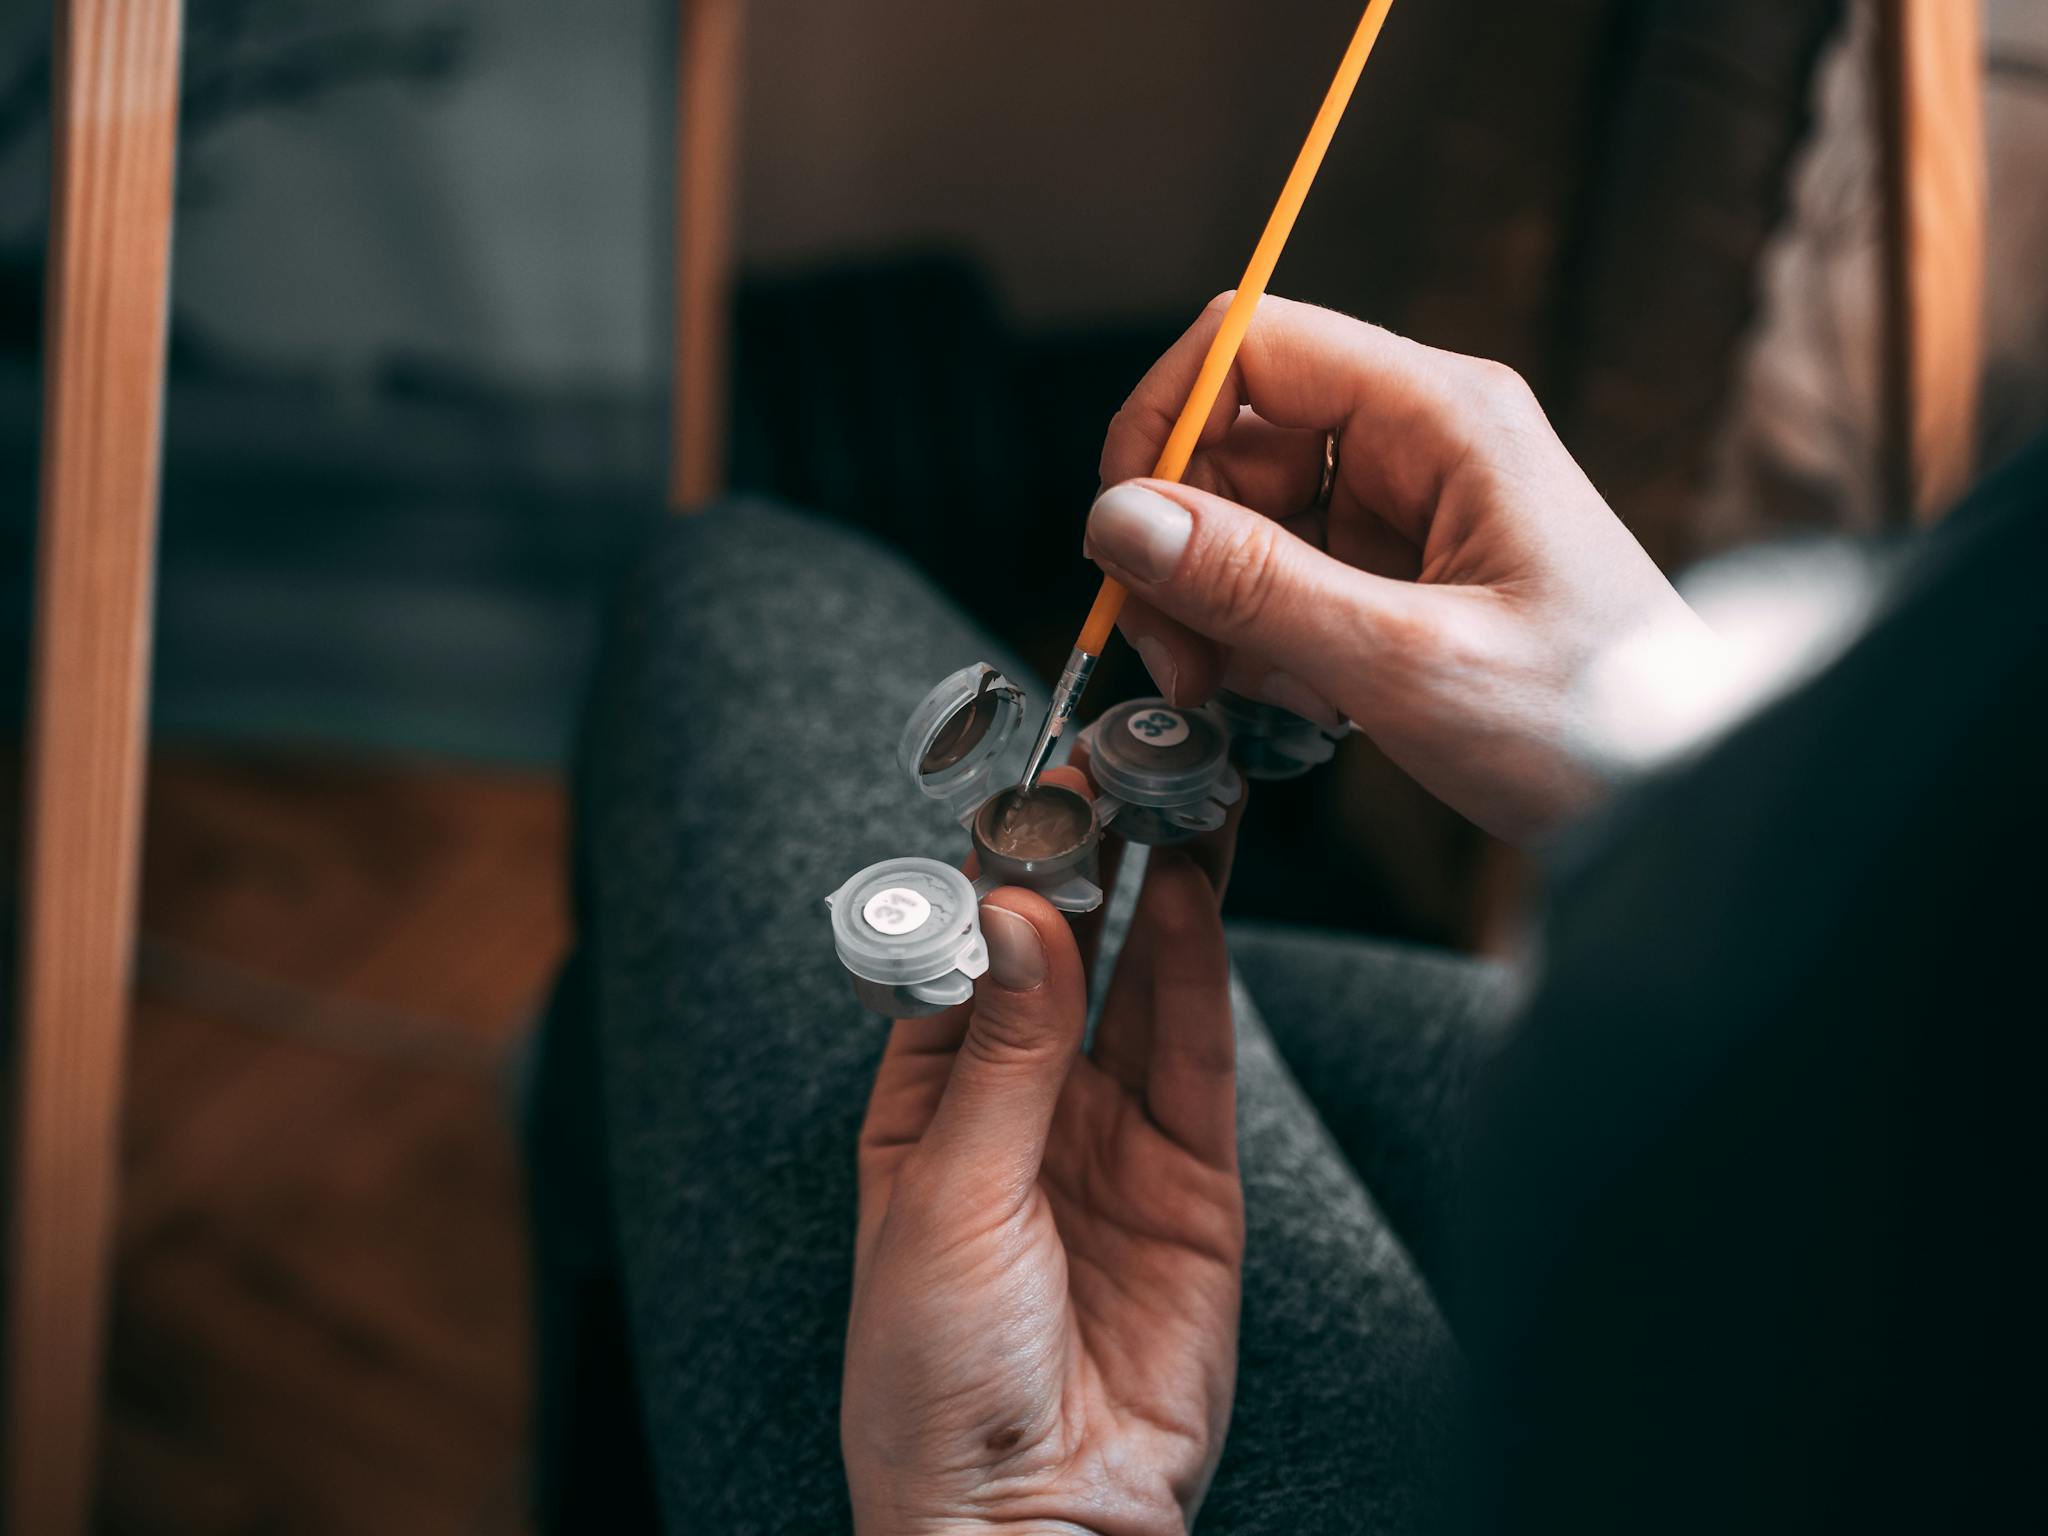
(844, 837), (1243, 1536)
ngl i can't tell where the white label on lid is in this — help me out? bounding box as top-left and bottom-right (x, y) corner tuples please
(1125, 707), (1189, 748)
(862, 886), (933, 936)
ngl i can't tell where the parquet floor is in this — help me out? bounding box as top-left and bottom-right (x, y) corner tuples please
(93, 752), (567, 1535)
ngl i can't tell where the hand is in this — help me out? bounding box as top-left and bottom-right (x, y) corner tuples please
(843, 769), (1243, 1536)
(1088, 294), (1720, 843)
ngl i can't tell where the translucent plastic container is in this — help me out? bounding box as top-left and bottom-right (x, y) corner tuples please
(895, 661), (1103, 913)
(825, 857), (989, 1018)
(1081, 698), (1242, 845)
(824, 662), (1108, 1015)
(1212, 688), (1346, 781)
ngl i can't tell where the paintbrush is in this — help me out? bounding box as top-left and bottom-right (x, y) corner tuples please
(1019, 0), (1402, 791)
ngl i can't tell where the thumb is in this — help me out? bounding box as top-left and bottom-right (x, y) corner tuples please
(919, 890), (1087, 1205)
(1086, 477), (1422, 713)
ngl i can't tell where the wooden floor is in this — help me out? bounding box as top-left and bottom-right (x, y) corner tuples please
(90, 752), (567, 1535)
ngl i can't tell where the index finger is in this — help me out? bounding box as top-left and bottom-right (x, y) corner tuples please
(1134, 852), (1237, 1172)
(1098, 293), (1509, 544)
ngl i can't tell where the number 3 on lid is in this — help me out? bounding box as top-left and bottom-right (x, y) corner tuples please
(862, 886), (933, 936)
(1126, 708), (1190, 748)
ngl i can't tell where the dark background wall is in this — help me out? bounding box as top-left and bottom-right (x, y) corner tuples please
(13, 0), (2044, 942)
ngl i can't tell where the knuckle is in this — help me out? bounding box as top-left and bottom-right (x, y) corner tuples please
(1200, 518), (1284, 635)
(886, 1154), (950, 1223)
(1356, 595), (1442, 672)
(1382, 597), (1500, 688)
(1099, 403), (1138, 473)
(1105, 396), (1174, 476)
(1472, 357), (1533, 407)
(961, 1004), (1047, 1069)
(1142, 887), (1204, 950)
(1141, 851), (1213, 925)
(1146, 900), (1223, 984)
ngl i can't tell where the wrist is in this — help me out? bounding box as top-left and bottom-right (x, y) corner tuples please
(847, 1448), (1195, 1536)
(851, 1478), (1190, 1536)
(856, 1505), (1189, 1536)
(852, 1491), (1173, 1536)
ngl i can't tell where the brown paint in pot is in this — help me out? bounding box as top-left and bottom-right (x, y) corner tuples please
(975, 785), (1092, 860)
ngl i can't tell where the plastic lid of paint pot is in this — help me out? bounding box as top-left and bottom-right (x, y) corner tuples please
(825, 857), (989, 987)
(1087, 699), (1233, 808)
(1211, 688), (1343, 769)
(1212, 688), (1345, 741)
(897, 662), (1026, 812)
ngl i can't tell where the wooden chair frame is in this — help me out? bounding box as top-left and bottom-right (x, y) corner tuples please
(1878, 0), (1986, 524)
(6, 2), (184, 1530)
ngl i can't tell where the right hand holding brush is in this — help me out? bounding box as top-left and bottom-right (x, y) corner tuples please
(1088, 294), (1721, 844)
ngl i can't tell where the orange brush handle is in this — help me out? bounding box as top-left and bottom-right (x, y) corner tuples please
(1078, 576), (1129, 656)
(1075, 0), (1398, 658)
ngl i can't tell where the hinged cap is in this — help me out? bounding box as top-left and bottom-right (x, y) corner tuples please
(898, 662), (1026, 819)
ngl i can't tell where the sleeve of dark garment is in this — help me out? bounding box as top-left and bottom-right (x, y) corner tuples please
(1451, 433), (2048, 1536)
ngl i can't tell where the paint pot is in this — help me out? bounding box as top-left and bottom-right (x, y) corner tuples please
(825, 857), (988, 1018)
(822, 664), (1105, 1002)
(896, 662), (1103, 913)
(897, 662), (1028, 822)
(969, 783), (1101, 906)
(1082, 698), (1242, 844)
(1212, 688), (1346, 780)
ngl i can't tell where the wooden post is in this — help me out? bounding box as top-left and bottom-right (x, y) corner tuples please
(670, 0), (744, 511)
(6, 2), (183, 1530)
(1877, 0), (1986, 524)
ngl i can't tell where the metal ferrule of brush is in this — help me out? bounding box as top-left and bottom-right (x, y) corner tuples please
(1020, 647), (1100, 789)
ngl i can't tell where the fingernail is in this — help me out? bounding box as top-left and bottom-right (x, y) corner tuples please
(981, 906), (1047, 991)
(1087, 483), (1191, 583)
(1133, 634), (1180, 704)
(1257, 671), (1343, 729)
